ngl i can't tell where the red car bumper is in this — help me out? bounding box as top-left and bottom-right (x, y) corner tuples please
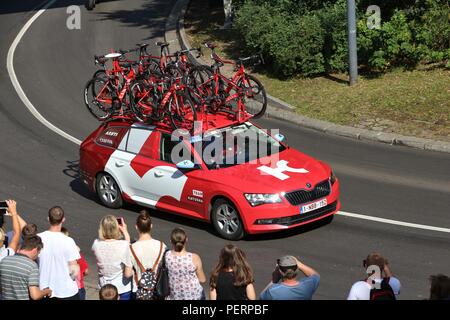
(241, 179), (340, 234)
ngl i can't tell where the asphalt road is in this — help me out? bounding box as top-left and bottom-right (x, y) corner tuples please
(0, 0), (449, 300)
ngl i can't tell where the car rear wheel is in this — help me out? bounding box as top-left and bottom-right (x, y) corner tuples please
(96, 173), (123, 208)
(211, 199), (244, 240)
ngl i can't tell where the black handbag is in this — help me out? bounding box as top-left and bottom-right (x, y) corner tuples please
(154, 249), (170, 299)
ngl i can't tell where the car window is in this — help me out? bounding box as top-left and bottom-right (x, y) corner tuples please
(126, 128), (153, 154)
(96, 126), (129, 149)
(200, 122), (286, 169)
(160, 133), (193, 164)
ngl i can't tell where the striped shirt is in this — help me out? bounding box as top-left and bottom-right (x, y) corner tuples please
(0, 253), (39, 300)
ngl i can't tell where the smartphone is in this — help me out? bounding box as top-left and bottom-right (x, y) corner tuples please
(116, 217), (123, 225)
(0, 201), (7, 216)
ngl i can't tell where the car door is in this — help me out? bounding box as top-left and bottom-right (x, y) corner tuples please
(105, 125), (161, 207)
(152, 133), (207, 218)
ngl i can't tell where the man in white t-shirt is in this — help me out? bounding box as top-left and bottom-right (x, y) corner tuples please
(347, 252), (401, 300)
(130, 210), (167, 295)
(37, 206), (81, 299)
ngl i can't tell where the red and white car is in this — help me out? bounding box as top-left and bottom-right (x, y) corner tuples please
(79, 118), (340, 240)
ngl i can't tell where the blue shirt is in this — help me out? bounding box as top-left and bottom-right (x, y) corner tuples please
(260, 274), (320, 300)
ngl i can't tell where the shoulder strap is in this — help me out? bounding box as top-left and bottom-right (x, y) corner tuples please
(130, 245), (145, 273)
(151, 241), (164, 272)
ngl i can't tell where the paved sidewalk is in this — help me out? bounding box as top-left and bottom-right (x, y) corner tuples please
(165, 0), (450, 154)
(85, 273), (99, 300)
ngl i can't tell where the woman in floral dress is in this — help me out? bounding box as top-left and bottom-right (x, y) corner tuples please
(165, 227), (206, 300)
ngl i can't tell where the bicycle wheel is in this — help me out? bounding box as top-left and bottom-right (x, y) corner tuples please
(130, 80), (161, 122)
(238, 74), (267, 119)
(169, 91), (197, 133)
(92, 69), (107, 80)
(83, 77), (114, 120)
(143, 58), (162, 79)
(186, 65), (212, 88)
(164, 63), (184, 78)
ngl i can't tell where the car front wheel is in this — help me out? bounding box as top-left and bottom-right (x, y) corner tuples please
(211, 199), (244, 240)
(96, 173), (123, 209)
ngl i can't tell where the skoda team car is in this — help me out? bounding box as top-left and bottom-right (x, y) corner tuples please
(79, 120), (340, 240)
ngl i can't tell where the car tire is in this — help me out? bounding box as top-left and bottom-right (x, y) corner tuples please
(211, 199), (244, 240)
(96, 173), (123, 209)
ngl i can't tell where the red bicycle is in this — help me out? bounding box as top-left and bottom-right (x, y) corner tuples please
(84, 52), (139, 120)
(130, 75), (197, 132)
(196, 43), (267, 120)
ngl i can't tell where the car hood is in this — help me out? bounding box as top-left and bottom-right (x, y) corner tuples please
(212, 148), (331, 193)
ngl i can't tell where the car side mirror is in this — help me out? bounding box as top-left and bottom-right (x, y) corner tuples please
(274, 133), (285, 142)
(176, 160), (199, 170)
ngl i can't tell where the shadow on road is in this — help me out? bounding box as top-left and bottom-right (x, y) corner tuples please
(94, 0), (176, 41)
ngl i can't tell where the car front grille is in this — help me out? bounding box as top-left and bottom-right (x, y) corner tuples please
(254, 201), (337, 226)
(284, 180), (331, 206)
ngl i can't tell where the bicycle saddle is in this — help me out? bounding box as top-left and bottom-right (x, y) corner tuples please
(136, 43), (149, 49)
(155, 41), (170, 48)
(104, 52), (122, 59)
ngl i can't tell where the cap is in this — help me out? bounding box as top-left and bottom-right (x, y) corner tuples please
(278, 255), (297, 269)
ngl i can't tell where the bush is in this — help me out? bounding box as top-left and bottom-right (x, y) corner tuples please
(235, 2), (326, 77)
(233, 0), (450, 77)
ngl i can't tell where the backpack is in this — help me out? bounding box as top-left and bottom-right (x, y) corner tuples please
(130, 241), (163, 300)
(369, 277), (396, 300)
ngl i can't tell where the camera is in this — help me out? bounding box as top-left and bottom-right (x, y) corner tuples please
(0, 201), (8, 228)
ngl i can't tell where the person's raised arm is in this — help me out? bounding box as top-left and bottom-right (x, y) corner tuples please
(6, 200), (20, 252)
(118, 218), (131, 243)
(295, 257), (319, 277)
(383, 260), (393, 278)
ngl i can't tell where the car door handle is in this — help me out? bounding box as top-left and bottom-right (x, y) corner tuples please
(115, 161), (125, 167)
(154, 170), (165, 177)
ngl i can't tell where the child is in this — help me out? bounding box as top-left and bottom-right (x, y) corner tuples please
(61, 227), (89, 300)
(99, 284), (119, 300)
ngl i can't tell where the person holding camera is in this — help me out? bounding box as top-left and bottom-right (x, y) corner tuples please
(260, 255), (320, 300)
(347, 252), (401, 300)
(0, 200), (21, 263)
(91, 215), (134, 300)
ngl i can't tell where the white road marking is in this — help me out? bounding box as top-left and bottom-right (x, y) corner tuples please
(6, 0), (450, 235)
(6, 0), (82, 146)
(337, 211), (450, 233)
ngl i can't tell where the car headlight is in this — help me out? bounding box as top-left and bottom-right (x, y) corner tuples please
(244, 193), (282, 207)
(330, 170), (337, 185)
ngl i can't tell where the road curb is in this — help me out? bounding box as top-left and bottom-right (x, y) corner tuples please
(165, 0), (450, 154)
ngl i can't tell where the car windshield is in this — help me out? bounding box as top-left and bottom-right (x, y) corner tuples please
(191, 122), (286, 169)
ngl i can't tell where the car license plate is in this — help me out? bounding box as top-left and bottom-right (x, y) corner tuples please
(300, 198), (327, 214)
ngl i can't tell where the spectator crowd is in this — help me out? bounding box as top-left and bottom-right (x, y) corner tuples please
(0, 200), (449, 301)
